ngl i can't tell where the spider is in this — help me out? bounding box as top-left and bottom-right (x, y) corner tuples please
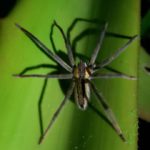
(14, 18), (138, 144)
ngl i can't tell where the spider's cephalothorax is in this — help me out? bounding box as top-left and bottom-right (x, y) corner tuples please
(73, 61), (92, 110)
(14, 19), (138, 144)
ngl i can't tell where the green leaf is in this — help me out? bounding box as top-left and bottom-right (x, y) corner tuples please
(0, 0), (139, 150)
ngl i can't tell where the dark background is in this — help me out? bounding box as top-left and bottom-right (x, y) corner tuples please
(138, 119), (150, 150)
(138, 0), (150, 150)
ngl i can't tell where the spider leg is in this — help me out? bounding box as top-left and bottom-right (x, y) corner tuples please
(53, 21), (75, 66)
(67, 18), (108, 66)
(72, 28), (98, 53)
(15, 64), (57, 75)
(67, 18), (101, 61)
(92, 67), (136, 80)
(39, 81), (75, 144)
(106, 32), (136, 40)
(72, 29), (133, 50)
(89, 22), (108, 65)
(15, 24), (72, 72)
(67, 18), (99, 42)
(91, 73), (136, 80)
(13, 73), (73, 79)
(38, 74), (49, 137)
(49, 22), (57, 53)
(95, 35), (139, 69)
(72, 28), (133, 57)
(89, 81), (126, 142)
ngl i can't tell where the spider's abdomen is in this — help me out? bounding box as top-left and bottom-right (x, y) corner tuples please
(74, 79), (90, 110)
(73, 61), (91, 110)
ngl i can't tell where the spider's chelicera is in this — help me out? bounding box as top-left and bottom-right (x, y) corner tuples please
(14, 18), (138, 144)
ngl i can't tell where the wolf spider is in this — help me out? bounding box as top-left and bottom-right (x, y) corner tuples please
(14, 18), (138, 144)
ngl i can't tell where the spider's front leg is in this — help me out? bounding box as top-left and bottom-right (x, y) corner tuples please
(89, 22), (108, 66)
(51, 21), (75, 67)
(15, 24), (72, 72)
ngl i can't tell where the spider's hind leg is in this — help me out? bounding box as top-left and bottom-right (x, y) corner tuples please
(39, 81), (75, 144)
(89, 81), (126, 142)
